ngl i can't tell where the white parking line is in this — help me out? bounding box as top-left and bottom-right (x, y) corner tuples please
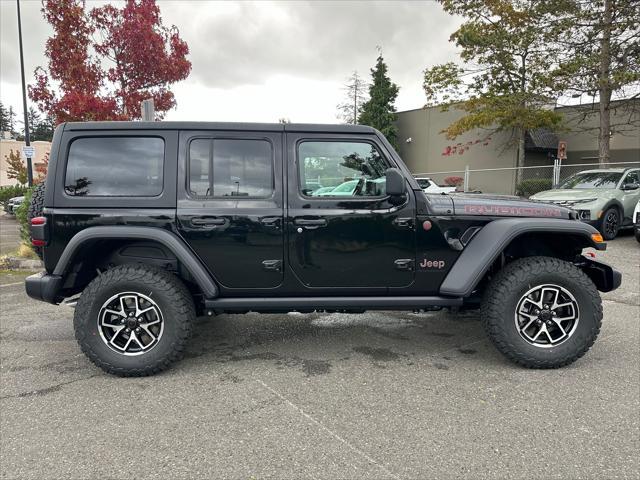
(256, 379), (403, 480)
(0, 282), (23, 288)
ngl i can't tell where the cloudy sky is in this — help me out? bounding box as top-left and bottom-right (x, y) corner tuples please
(0, 0), (461, 124)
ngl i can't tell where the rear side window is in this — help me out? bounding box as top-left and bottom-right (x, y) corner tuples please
(188, 138), (273, 198)
(65, 137), (164, 196)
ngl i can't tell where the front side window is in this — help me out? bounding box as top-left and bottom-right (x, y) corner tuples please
(298, 141), (389, 197)
(65, 137), (164, 196)
(622, 171), (639, 186)
(188, 138), (273, 198)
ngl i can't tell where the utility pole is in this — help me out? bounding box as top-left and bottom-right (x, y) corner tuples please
(17, 0), (33, 186)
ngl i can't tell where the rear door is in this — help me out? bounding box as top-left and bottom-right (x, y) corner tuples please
(286, 133), (416, 290)
(176, 130), (284, 290)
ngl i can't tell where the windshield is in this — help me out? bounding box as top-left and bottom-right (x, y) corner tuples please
(332, 180), (359, 193)
(559, 171), (622, 189)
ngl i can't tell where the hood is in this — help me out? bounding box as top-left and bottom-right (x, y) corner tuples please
(450, 193), (574, 219)
(530, 188), (613, 202)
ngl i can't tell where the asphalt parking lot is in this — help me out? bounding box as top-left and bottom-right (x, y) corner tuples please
(1, 234), (638, 479)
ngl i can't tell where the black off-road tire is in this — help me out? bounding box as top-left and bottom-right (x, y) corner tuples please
(74, 265), (195, 376)
(599, 207), (620, 240)
(27, 182), (46, 260)
(481, 256), (602, 369)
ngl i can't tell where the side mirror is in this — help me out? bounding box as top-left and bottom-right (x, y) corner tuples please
(385, 168), (406, 196)
(622, 183), (640, 191)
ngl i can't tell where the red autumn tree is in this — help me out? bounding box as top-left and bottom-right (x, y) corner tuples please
(29, 0), (191, 124)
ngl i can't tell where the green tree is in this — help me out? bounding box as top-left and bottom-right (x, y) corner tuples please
(18, 107), (56, 142)
(358, 54), (400, 150)
(336, 71), (368, 125)
(423, 0), (568, 181)
(0, 103), (18, 138)
(556, 0), (640, 164)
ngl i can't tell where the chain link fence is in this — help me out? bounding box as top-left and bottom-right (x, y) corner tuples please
(414, 161), (640, 197)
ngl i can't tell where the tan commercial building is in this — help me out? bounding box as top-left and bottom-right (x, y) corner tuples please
(396, 100), (640, 194)
(0, 137), (51, 187)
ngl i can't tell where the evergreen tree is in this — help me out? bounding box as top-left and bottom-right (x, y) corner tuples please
(0, 102), (9, 134)
(18, 107), (56, 142)
(358, 54), (400, 150)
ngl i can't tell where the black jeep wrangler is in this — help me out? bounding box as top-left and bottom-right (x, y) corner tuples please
(26, 122), (621, 376)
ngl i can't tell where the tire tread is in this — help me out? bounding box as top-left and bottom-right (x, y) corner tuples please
(74, 264), (195, 377)
(481, 256), (602, 369)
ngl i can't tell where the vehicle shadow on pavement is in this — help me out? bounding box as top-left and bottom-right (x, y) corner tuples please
(179, 309), (502, 377)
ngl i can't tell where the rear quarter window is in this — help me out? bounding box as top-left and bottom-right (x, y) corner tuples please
(65, 137), (164, 196)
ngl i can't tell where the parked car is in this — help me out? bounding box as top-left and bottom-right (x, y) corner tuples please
(415, 177), (457, 194)
(4, 195), (24, 215)
(634, 200), (640, 243)
(313, 178), (386, 196)
(530, 168), (640, 240)
(25, 121), (620, 376)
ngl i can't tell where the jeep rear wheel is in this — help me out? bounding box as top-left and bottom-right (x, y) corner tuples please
(481, 256), (602, 368)
(74, 265), (195, 376)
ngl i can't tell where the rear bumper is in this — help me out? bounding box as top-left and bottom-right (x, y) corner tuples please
(25, 272), (63, 304)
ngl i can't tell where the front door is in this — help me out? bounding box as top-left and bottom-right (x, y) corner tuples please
(287, 134), (416, 290)
(177, 131), (284, 290)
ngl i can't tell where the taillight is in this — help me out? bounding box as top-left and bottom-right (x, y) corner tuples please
(30, 216), (48, 248)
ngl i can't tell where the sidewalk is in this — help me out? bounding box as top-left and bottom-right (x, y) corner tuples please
(0, 211), (21, 256)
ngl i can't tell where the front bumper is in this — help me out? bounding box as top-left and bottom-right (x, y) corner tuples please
(578, 257), (622, 292)
(25, 272), (63, 304)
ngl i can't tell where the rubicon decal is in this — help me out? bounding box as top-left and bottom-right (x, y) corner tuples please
(419, 258), (446, 270)
(463, 204), (563, 217)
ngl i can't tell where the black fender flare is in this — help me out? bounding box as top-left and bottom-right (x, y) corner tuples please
(53, 226), (218, 298)
(439, 218), (605, 297)
(600, 199), (625, 220)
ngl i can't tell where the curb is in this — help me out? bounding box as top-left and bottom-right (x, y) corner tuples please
(0, 256), (43, 271)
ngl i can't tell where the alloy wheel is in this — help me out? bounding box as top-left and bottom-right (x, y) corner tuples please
(514, 284), (579, 348)
(98, 292), (164, 356)
(604, 210), (618, 238)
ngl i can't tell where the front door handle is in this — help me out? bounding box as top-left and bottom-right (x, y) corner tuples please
(294, 218), (328, 229)
(190, 217), (226, 227)
(392, 217), (413, 229)
(394, 258), (414, 271)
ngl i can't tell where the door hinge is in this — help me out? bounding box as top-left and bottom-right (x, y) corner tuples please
(262, 259), (282, 272)
(394, 258), (414, 271)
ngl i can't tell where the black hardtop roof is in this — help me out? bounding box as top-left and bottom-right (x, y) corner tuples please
(62, 121), (377, 134)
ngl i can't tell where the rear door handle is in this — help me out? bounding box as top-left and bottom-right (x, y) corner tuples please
(190, 217), (226, 227)
(294, 218), (328, 228)
(260, 217), (281, 228)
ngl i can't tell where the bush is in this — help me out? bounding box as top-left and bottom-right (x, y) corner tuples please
(516, 178), (553, 197)
(15, 186), (33, 247)
(0, 184), (28, 208)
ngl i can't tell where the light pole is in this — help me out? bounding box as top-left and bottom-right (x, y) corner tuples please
(17, 0), (33, 187)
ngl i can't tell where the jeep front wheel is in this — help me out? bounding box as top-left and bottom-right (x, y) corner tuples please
(74, 265), (195, 376)
(481, 256), (602, 368)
